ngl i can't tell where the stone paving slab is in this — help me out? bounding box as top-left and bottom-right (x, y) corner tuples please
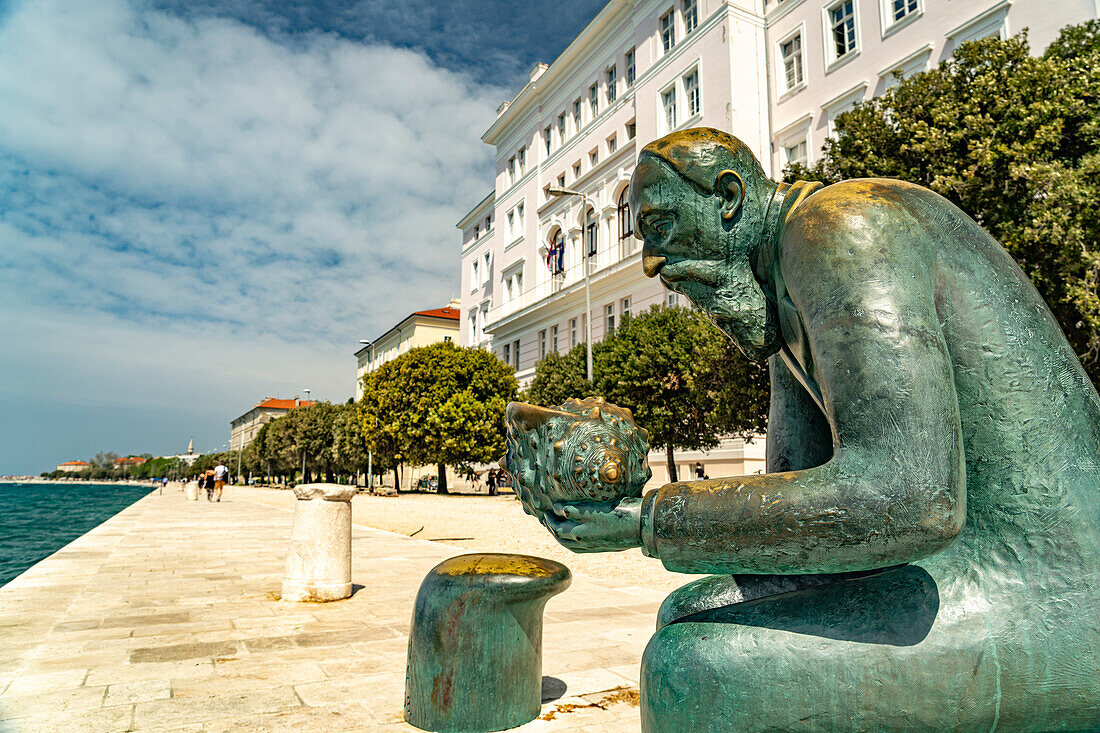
(0, 488), (667, 731)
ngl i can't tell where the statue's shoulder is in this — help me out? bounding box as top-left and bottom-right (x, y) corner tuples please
(781, 178), (942, 259)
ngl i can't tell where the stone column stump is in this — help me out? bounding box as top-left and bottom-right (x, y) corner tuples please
(185, 482), (199, 501)
(405, 553), (571, 732)
(280, 483), (356, 602)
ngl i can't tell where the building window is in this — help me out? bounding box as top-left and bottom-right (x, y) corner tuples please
(621, 297), (632, 320)
(626, 121), (636, 139)
(482, 252), (490, 283)
(547, 229), (565, 275)
(573, 98), (582, 129)
(780, 33), (804, 93)
(539, 329), (547, 359)
(573, 161), (581, 179)
(828, 0), (857, 62)
(507, 156), (516, 184)
(557, 173), (566, 187)
(626, 48), (636, 86)
(589, 149), (599, 167)
(506, 210), (514, 237)
(890, 0), (918, 24)
(618, 188), (632, 241)
(544, 126), (553, 156)
(443, 336), (452, 343)
(517, 202), (525, 231)
(660, 9), (676, 53)
(569, 318), (577, 347)
(607, 134), (617, 154)
(472, 259), (480, 288)
(503, 342), (511, 365)
(606, 66), (617, 104)
(682, 0), (698, 34)
(585, 208), (598, 256)
(469, 311), (477, 343)
(517, 146), (526, 174)
(668, 292), (679, 307)
(785, 139), (808, 167)
(473, 224), (480, 240)
(684, 69), (700, 117)
(485, 215), (491, 230)
(551, 325), (559, 352)
(662, 87), (678, 131)
(589, 83), (599, 117)
(558, 113), (566, 141)
(512, 339), (520, 368)
(606, 303), (616, 333)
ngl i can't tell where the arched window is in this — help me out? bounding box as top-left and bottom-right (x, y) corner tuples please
(545, 229), (565, 275)
(617, 188), (632, 241)
(585, 207), (598, 257)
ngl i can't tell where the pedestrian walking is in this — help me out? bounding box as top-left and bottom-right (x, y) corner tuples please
(213, 462), (228, 502)
(202, 469), (216, 501)
(487, 468), (498, 497)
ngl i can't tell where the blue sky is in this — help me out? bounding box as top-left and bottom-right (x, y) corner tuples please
(0, 0), (605, 474)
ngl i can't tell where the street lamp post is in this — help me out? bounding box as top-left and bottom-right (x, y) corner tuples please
(358, 340), (375, 490)
(301, 388), (311, 484)
(547, 186), (594, 382)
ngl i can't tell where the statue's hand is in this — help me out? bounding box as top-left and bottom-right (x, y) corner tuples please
(541, 496), (644, 553)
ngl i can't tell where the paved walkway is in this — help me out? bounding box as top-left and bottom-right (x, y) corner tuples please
(0, 488), (670, 731)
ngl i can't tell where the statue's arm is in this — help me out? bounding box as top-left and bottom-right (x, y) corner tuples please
(765, 354), (833, 473)
(641, 224), (966, 575)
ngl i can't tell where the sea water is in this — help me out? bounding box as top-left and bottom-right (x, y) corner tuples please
(0, 482), (153, 586)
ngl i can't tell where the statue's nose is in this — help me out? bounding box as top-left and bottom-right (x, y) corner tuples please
(642, 245), (667, 277)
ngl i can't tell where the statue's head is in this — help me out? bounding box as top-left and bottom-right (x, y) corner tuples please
(629, 128), (780, 361)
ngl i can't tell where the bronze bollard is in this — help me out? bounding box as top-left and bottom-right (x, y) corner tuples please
(404, 553), (570, 732)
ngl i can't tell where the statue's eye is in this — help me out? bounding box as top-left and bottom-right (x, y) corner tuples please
(644, 214), (674, 238)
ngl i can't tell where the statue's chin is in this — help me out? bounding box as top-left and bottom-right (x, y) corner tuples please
(678, 279), (779, 363)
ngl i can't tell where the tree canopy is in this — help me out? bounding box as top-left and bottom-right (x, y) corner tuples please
(787, 23), (1100, 386)
(358, 341), (518, 492)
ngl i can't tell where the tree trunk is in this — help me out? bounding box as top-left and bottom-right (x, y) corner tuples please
(326, 469), (335, 484)
(437, 463), (448, 494)
(666, 445), (678, 483)
(393, 466), (400, 494)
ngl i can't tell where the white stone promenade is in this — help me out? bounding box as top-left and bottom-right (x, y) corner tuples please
(0, 487), (670, 731)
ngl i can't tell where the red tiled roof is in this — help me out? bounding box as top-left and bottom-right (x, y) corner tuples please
(255, 398), (316, 410)
(58, 461), (90, 466)
(414, 306), (461, 320)
(114, 457), (147, 465)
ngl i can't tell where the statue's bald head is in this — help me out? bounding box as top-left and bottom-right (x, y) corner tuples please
(637, 128), (767, 196)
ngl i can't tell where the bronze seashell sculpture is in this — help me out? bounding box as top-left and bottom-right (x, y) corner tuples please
(503, 397), (651, 509)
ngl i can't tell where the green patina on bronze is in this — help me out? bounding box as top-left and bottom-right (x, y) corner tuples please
(504, 127), (1100, 730)
(404, 553), (570, 732)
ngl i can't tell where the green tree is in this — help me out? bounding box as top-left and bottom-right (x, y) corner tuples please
(594, 305), (759, 482)
(360, 341), (518, 493)
(788, 25), (1100, 385)
(525, 346), (593, 406)
(331, 403), (370, 481)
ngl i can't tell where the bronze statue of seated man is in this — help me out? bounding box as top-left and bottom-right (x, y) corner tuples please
(509, 128), (1100, 731)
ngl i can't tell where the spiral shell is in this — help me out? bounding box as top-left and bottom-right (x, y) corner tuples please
(503, 396), (651, 505)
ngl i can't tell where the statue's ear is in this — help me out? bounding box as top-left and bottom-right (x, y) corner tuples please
(715, 169), (745, 221)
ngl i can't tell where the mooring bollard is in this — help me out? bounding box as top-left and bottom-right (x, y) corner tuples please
(184, 481), (199, 501)
(405, 553), (571, 732)
(280, 483), (356, 602)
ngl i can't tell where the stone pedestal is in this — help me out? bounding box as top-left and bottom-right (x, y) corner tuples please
(185, 482), (199, 501)
(280, 483), (356, 602)
(405, 553), (571, 732)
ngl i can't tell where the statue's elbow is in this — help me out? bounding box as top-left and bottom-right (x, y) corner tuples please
(917, 493), (966, 556)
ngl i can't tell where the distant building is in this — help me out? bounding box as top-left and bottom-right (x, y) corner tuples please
(113, 456), (147, 468)
(55, 460), (90, 473)
(166, 438), (201, 466)
(230, 398), (316, 454)
(354, 299), (462, 399)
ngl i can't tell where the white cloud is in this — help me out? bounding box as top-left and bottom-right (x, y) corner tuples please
(0, 0), (504, 471)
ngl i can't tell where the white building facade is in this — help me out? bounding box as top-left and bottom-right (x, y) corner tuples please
(457, 0), (1096, 476)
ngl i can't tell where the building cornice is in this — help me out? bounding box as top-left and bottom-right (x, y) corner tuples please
(945, 0), (1011, 40)
(456, 191), (495, 229)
